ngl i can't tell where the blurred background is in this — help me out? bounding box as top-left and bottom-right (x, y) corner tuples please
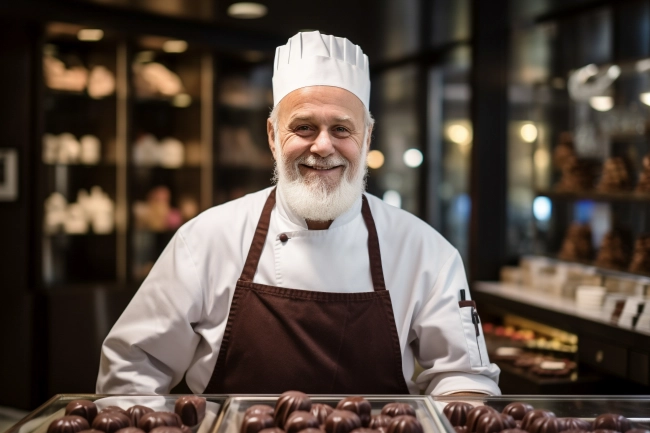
(4, 0), (650, 419)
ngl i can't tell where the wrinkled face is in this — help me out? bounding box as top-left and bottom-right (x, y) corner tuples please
(268, 86), (372, 222)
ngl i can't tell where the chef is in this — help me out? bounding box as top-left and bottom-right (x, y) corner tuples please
(97, 31), (500, 396)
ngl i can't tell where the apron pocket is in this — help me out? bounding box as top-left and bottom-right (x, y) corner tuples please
(458, 300), (489, 368)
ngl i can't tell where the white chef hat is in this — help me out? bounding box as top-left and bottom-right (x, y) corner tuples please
(272, 31), (370, 108)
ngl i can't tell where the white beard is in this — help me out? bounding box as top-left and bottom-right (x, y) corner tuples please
(273, 137), (368, 223)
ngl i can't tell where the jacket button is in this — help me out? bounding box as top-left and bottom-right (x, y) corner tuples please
(279, 233), (289, 242)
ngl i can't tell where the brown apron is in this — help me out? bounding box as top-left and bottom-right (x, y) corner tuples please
(204, 188), (410, 394)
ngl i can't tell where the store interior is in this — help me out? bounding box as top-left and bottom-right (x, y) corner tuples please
(3, 0), (650, 422)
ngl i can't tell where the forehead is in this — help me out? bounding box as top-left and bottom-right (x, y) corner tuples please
(278, 86), (365, 123)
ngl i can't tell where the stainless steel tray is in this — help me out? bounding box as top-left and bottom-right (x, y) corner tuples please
(5, 394), (227, 433)
(215, 395), (445, 433)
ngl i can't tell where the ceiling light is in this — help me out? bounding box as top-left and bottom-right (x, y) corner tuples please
(589, 96), (613, 112)
(520, 123), (538, 143)
(637, 59), (650, 72)
(403, 149), (423, 168)
(227, 2), (268, 19)
(172, 93), (192, 108)
(640, 92), (650, 106)
(163, 40), (188, 53)
(446, 123), (472, 145)
(77, 29), (104, 42)
(367, 150), (385, 169)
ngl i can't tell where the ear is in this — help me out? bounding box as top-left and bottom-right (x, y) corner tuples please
(267, 118), (277, 157)
(365, 125), (373, 151)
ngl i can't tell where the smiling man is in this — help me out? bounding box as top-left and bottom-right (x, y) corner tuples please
(97, 31), (500, 396)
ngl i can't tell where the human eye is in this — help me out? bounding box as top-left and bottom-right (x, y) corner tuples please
(293, 125), (314, 136)
(332, 126), (351, 137)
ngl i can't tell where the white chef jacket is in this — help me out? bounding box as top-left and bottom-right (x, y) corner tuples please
(97, 187), (501, 395)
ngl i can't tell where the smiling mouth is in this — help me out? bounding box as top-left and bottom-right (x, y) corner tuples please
(300, 164), (343, 171)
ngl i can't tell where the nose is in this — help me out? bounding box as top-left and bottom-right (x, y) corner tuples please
(309, 129), (335, 158)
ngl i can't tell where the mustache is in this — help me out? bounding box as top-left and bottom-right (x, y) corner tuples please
(292, 154), (350, 169)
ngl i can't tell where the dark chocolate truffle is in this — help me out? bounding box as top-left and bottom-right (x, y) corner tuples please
(115, 428), (146, 433)
(563, 430), (590, 433)
(593, 430), (620, 433)
(275, 391), (312, 429)
(528, 416), (564, 433)
(381, 403), (416, 418)
(465, 406), (499, 432)
(520, 410), (554, 432)
(137, 412), (182, 432)
(299, 430), (325, 433)
(126, 406), (154, 427)
(101, 407), (130, 417)
(351, 429), (380, 433)
(560, 419), (591, 431)
(502, 430), (529, 433)
(502, 403), (533, 421)
(475, 413), (515, 433)
(66, 401), (98, 424)
(324, 410), (362, 433)
(311, 404), (334, 424)
(444, 402), (475, 427)
(241, 414), (274, 433)
(49, 416), (91, 433)
(337, 397), (372, 428)
(454, 427), (469, 433)
(386, 416), (423, 433)
(259, 429), (284, 433)
(369, 415), (393, 431)
(246, 405), (275, 419)
(285, 412), (320, 433)
(92, 412), (132, 433)
(594, 414), (631, 433)
(175, 396), (206, 427)
(149, 428), (183, 433)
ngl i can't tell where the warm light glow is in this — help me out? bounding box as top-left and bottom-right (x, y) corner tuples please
(227, 2), (268, 19)
(447, 124), (470, 145)
(589, 96), (614, 112)
(637, 59), (650, 72)
(533, 196), (552, 222)
(403, 149), (423, 168)
(163, 40), (188, 53)
(172, 93), (192, 108)
(534, 148), (550, 169)
(640, 92), (650, 106)
(383, 190), (402, 208)
(607, 65), (621, 79)
(134, 51), (156, 63)
(77, 29), (104, 41)
(367, 150), (385, 169)
(520, 123), (538, 143)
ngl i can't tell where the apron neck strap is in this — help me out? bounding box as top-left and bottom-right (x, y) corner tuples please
(240, 188), (386, 292)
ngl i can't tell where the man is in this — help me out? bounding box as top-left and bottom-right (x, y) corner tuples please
(97, 31), (500, 395)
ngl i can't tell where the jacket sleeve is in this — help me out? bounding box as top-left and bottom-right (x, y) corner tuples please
(96, 230), (205, 393)
(411, 250), (501, 395)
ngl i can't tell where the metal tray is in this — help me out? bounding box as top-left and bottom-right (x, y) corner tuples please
(5, 394), (227, 433)
(214, 395), (445, 433)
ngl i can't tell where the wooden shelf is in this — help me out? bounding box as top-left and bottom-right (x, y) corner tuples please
(536, 189), (650, 203)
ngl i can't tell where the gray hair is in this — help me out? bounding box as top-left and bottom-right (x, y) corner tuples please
(269, 103), (375, 138)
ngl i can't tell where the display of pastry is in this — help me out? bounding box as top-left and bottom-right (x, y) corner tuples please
(629, 234), (650, 274)
(558, 223), (593, 262)
(552, 132), (575, 170)
(555, 154), (596, 192)
(597, 156), (632, 192)
(595, 229), (632, 270)
(635, 154), (650, 193)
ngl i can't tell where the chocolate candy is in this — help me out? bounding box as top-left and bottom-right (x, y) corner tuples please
(337, 397), (372, 427)
(150, 428), (183, 433)
(369, 415), (393, 431)
(65, 401), (98, 424)
(351, 429), (380, 433)
(275, 391), (312, 429)
(528, 417), (564, 433)
(101, 407), (130, 417)
(49, 416), (91, 433)
(594, 414), (631, 433)
(285, 412), (319, 433)
(115, 428), (146, 433)
(593, 430), (620, 433)
(386, 416), (423, 433)
(454, 427), (469, 433)
(92, 412), (131, 433)
(311, 404), (334, 424)
(77, 430), (105, 433)
(475, 414), (515, 433)
(466, 406), (499, 432)
(444, 402), (475, 427)
(299, 430), (325, 433)
(502, 403), (533, 421)
(560, 419), (591, 431)
(325, 410), (362, 433)
(241, 414), (274, 433)
(562, 430), (590, 433)
(138, 412), (182, 432)
(258, 429), (284, 433)
(381, 403), (416, 418)
(126, 406), (154, 427)
(520, 410), (554, 432)
(245, 405), (275, 419)
(175, 396), (206, 427)
(502, 430), (528, 433)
